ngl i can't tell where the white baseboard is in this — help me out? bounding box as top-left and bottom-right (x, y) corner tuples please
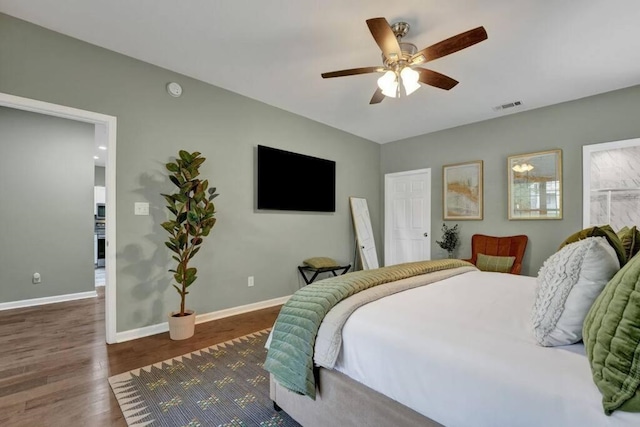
(0, 290), (98, 311)
(115, 294), (291, 343)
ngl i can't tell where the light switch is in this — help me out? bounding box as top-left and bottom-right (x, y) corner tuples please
(134, 202), (150, 216)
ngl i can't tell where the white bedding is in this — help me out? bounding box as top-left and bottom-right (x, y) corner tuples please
(333, 270), (639, 427)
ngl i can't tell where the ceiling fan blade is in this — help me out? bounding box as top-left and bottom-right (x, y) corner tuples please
(411, 26), (487, 65)
(366, 17), (402, 62)
(417, 68), (459, 90)
(370, 87), (385, 104)
(321, 66), (383, 78)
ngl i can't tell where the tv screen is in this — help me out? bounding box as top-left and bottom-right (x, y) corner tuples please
(257, 145), (336, 212)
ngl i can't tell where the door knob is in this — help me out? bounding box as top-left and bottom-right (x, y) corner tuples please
(423, 233), (428, 237)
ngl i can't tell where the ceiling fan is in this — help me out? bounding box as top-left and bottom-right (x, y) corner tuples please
(321, 17), (487, 104)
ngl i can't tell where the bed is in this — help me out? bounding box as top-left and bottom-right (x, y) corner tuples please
(266, 261), (640, 426)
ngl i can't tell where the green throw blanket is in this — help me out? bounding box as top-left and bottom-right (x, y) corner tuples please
(264, 259), (472, 399)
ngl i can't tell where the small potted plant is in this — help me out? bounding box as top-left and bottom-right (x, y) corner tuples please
(436, 223), (460, 258)
(161, 150), (219, 340)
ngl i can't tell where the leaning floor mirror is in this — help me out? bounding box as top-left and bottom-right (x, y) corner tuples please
(583, 137), (640, 229)
(349, 197), (379, 270)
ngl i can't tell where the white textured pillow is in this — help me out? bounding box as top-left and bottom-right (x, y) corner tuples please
(531, 237), (620, 347)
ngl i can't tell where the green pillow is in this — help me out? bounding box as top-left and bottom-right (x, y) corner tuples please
(583, 252), (640, 415)
(559, 225), (626, 267)
(619, 226), (640, 261)
(303, 257), (338, 269)
(476, 253), (515, 273)
(617, 226), (630, 240)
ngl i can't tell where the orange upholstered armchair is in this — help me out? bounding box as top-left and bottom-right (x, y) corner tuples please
(464, 234), (529, 275)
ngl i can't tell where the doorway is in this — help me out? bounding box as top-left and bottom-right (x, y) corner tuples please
(384, 169), (431, 266)
(0, 92), (118, 344)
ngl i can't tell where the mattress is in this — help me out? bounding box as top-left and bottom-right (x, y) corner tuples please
(333, 270), (639, 427)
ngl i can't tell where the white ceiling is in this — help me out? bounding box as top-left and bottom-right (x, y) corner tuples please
(2, 1), (640, 144)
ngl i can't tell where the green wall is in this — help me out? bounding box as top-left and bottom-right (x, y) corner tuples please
(3, 10), (639, 333)
(0, 107), (95, 302)
(382, 84), (640, 275)
(0, 14), (381, 332)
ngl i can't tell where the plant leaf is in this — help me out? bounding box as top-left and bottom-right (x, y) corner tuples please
(191, 157), (205, 169)
(188, 247), (201, 259)
(166, 162), (179, 173)
(179, 150), (193, 162)
(164, 242), (179, 254)
(187, 211), (199, 225)
(161, 222), (175, 233)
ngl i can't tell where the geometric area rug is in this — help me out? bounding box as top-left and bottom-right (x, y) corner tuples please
(108, 329), (301, 427)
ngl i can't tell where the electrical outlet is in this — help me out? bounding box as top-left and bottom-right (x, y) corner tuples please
(248, 276), (254, 287)
(33, 272), (41, 284)
(134, 202), (149, 216)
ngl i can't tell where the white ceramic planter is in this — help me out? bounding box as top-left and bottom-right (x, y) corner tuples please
(168, 310), (195, 340)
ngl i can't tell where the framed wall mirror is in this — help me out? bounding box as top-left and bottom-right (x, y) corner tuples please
(508, 149), (562, 220)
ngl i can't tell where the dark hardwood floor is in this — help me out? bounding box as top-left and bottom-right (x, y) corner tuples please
(0, 287), (281, 426)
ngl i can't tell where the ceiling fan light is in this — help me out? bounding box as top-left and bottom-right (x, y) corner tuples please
(400, 67), (420, 96)
(400, 67), (419, 83)
(378, 70), (398, 98)
(381, 81), (399, 98)
(403, 79), (421, 96)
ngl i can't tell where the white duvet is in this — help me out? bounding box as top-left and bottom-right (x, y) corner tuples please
(333, 270), (639, 427)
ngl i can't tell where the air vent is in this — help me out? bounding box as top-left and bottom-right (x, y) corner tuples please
(493, 101), (522, 111)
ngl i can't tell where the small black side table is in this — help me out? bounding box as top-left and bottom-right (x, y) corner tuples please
(297, 264), (351, 285)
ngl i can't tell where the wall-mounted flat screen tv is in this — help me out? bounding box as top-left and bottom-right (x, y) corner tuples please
(257, 145), (336, 212)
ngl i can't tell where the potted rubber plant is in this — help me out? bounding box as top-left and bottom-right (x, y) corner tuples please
(161, 150), (218, 340)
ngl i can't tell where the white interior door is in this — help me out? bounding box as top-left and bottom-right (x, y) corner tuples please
(384, 169), (431, 266)
(350, 197), (379, 269)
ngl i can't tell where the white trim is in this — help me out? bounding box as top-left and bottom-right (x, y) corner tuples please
(0, 291), (98, 311)
(0, 92), (118, 344)
(582, 137), (640, 228)
(115, 295), (291, 343)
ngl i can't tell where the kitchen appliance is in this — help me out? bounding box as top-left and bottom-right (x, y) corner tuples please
(95, 219), (106, 267)
(96, 203), (106, 220)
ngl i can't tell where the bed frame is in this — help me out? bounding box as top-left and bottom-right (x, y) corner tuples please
(270, 368), (442, 427)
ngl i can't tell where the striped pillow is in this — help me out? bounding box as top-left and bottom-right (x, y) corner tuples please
(476, 253), (515, 273)
(303, 257), (338, 269)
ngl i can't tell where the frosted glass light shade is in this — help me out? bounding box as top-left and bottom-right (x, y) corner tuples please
(401, 67), (420, 95)
(377, 70), (398, 98)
